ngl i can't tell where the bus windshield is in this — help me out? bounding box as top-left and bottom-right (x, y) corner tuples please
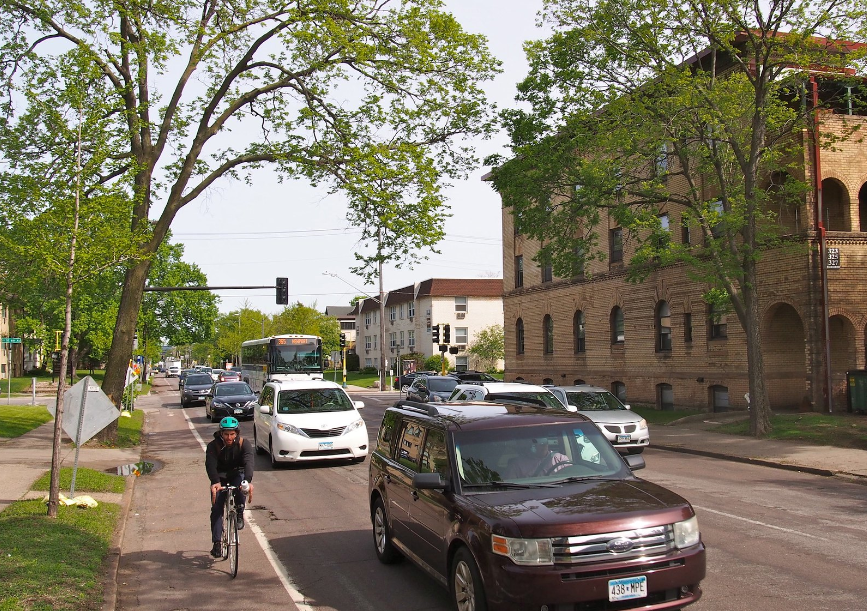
(272, 340), (321, 373)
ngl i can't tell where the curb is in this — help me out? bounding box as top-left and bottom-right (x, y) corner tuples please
(652, 443), (839, 478)
(102, 471), (137, 611)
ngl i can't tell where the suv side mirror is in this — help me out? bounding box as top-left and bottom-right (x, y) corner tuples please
(624, 454), (645, 471)
(413, 472), (448, 490)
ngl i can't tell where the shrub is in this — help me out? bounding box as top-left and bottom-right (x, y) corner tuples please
(424, 354), (444, 372)
(361, 366), (378, 375)
(346, 353), (360, 372)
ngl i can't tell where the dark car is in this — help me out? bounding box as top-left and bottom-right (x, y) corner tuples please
(178, 368), (196, 388)
(219, 369), (242, 383)
(448, 370), (499, 382)
(369, 401), (706, 611)
(405, 375), (459, 403)
(397, 370), (436, 391)
(206, 382), (258, 422)
(180, 373), (214, 408)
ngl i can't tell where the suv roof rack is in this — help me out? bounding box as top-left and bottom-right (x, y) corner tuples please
(392, 399), (441, 416)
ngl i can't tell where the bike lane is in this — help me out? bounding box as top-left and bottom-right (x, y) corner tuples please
(115, 377), (300, 610)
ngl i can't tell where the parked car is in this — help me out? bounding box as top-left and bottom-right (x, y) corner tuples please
(548, 385), (650, 454)
(218, 369), (242, 383)
(206, 382), (258, 422)
(405, 375), (460, 403)
(253, 379), (368, 467)
(369, 401), (705, 611)
(448, 381), (565, 409)
(180, 373), (215, 408)
(448, 370), (498, 382)
(397, 370), (436, 391)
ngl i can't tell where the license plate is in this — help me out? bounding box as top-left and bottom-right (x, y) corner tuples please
(234, 409), (243, 414)
(318, 441), (333, 450)
(616, 434), (631, 443)
(609, 576), (647, 602)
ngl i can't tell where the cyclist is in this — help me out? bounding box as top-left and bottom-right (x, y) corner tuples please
(206, 416), (254, 558)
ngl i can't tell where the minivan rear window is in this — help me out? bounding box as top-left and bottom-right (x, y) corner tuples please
(277, 389), (353, 413)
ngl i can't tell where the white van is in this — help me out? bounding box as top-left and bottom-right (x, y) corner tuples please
(253, 380), (368, 466)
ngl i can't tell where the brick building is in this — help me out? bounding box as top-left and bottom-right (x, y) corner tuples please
(497, 94), (867, 413)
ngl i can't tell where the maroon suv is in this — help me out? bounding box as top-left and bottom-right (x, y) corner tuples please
(369, 401), (705, 611)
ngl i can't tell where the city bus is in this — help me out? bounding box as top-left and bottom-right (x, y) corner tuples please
(239, 334), (324, 393)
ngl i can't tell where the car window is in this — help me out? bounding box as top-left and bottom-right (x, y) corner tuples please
(377, 411), (399, 454)
(419, 429), (449, 476)
(566, 391), (626, 410)
(277, 389), (353, 413)
(260, 386), (274, 412)
(395, 421), (425, 470)
(413, 379), (427, 391)
(429, 378), (458, 392)
(215, 383), (252, 396)
(187, 374), (213, 385)
(485, 391), (564, 409)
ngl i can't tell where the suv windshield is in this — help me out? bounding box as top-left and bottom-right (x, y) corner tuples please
(215, 383), (252, 396)
(453, 423), (627, 486)
(277, 389), (353, 413)
(566, 391), (627, 411)
(186, 374), (213, 385)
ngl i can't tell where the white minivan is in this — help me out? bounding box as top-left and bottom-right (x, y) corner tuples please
(253, 380), (368, 466)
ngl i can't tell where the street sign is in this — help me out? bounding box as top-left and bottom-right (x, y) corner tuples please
(48, 376), (120, 445)
(1, 337), (21, 344)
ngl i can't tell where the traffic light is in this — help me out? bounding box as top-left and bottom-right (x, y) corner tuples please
(432, 324), (440, 344)
(340, 333), (346, 348)
(276, 277), (288, 304)
(443, 324), (451, 344)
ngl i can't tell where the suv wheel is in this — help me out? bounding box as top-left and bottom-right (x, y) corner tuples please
(372, 497), (401, 564)
(451, 547), (486, 611)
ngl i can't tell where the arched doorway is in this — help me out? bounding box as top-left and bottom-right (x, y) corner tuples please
(830, 314), (857, 408)
(822, 178), (849, 231)
(762, 303), (807, 409)
(859, 183), (867, 231)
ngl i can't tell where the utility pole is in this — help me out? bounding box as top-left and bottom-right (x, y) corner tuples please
(378, 227), (387, 392)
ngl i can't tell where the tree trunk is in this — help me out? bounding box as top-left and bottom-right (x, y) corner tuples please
(98, 259), (153, 442)
(743, 263), (773, 437)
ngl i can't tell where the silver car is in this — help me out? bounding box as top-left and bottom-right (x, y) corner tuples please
(548, 385), (649, 454)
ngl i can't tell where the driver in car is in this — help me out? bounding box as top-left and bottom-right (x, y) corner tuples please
(507, 437), (570, 478)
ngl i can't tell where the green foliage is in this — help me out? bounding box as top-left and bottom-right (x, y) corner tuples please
(271, 303), (341, 354)
(424, 354), (445, 372)
(468, 325), (505, 370)
(346, 353), (360, 372)
(0, 499), (120, 610)
(0, 406), (52, 438)
(360, 366), (379, 375)
(31, 467), (126, 494)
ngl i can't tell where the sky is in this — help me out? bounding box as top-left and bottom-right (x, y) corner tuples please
(167, 1), (548, 316)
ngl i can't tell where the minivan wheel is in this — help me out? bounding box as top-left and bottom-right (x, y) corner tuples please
(451, 548), (486, 611)
(372, 497), (401, 564)
(269, 437), (280, 469)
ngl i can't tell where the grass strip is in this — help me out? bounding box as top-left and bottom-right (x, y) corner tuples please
(631, 406), (703, 425)
(713, 412), (867, 450)
(0, 406), (52, 438)
(30, 467), (125, 494)
(0, 499), (120, 610)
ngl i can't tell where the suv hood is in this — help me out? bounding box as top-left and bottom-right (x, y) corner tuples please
(467, 479), (692, 537)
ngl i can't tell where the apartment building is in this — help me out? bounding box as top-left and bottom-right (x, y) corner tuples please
(324, 305), (357, 350)
(351, 278), (503, 374)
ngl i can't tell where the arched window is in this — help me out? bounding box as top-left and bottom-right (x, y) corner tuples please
(657, 383), (674, 410)
(573, 379), (586, 385)
(573, 310), (586, 353)
(656, 301), (672, 352)
(612, 382), (627, 403)
(543, 377), (554, 385)
(543, 315), (554, 355)
(610, 307), (625, 344)
(516, 318), (525, 355)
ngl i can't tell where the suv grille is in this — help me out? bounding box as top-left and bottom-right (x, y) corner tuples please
(552, 525), (674, 564)
(301, 426), (346, 438)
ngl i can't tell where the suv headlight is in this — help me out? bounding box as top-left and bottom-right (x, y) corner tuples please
(674, 515), (700, 549)
(343, 418), (365, 435)
(277, 422), (308, 437)
(491, 535), (553, 565)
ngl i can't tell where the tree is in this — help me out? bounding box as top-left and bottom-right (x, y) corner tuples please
(487, 0), (866, 437)
(0, 0), (500, 408)
(468, 325), (504, 372)
(271, 303), (340, 355)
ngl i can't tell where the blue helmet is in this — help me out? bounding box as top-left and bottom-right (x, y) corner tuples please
(219, 416), (239, 431)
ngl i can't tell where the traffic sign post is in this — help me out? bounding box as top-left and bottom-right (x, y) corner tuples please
(1, 337), (21, 344)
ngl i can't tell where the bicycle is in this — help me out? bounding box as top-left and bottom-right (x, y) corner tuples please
(217, 481), (242, 578)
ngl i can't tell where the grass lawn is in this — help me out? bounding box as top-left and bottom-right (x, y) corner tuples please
(0, 499), (120, 610)
(713, 412), (867, 450)
(631, 405), (704, 425)
(0, 405), (52, 438)
(82, 409), (144, 449)
(30, 467), (126, 494)
(325, 370), (382, 388)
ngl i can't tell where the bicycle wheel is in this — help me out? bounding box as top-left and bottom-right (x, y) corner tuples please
(221, 498), (231, 560)
(227, 508), (239, 578)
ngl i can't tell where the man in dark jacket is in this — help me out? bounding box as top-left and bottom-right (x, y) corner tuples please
(206, 416), (254, 558)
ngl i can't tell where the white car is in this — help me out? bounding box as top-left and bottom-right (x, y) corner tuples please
(547, 385), (650, 454)
(253, 380), (368, 467)
(447, 381), (565, 409)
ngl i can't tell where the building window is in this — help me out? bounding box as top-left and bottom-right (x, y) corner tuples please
(542, 262), (553, 283)
(399, 331), (404, 348)
(389, 306), (397, 322)
(573, 310), (586, 353)
(612, 382), (627, 404)
(711, 385), (729, 412)
(365, 336), (371, 350)
(364, 312), (371, 326)
(408, 301), (415, 318)
(573, 379), (586, 385)
(373, 335), (377, 349)
(455, 356), (469, 371)
(515, 256), (524, 288)
(399, 303), (405, 319)
(543, 377), (554, 385)
(573, 245), (586, 279)
(656, 301), (672, 352)
(456, 327), (468, 345)
(389, 332), (397, 348)
(609, 228), (623, 263)
(543, 315), (554, 355)
(340, 321), (355, 331)
(610, 307), (625, 344)
(365, 358), (373, 368)
(408, 330), (415, 348)
(681, 216), (691, 245)
(516, 318), (525, 355)
(657, 213), (670, 249)
(684, 313), (693, 343)
(655, 142), (669, 177)
(455, 296), (467, 314)
(708, 303), (728, 339)
(657, 383), (674, 410)
(710, 200), (724, 238)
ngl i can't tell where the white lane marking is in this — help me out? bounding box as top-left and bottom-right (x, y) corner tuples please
(694, 505), (825, 540)
(181, 408), (313, 608)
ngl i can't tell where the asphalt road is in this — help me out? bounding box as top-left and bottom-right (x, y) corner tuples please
(119, 377), (867, 611)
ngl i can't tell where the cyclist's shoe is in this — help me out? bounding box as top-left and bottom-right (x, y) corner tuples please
(210, 542), (221, 558)
(237, 514), (245, 530)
